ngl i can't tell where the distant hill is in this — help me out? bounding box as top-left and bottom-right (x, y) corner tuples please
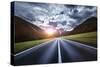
(14, 16), (47, 42)
(64, 17), (97, 35)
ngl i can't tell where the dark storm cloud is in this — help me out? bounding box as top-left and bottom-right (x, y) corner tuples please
(14, 1), (97, 31)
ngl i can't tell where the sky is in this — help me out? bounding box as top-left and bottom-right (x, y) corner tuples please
(14, 1), (97, 31)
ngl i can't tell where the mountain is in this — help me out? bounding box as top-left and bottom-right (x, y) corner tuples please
(14, 16), (47, 42)
(64, 17), (97, 35)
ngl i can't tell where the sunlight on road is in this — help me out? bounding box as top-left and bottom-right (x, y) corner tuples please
(15, 37), (97, 65)
(38, 40), (58, 63)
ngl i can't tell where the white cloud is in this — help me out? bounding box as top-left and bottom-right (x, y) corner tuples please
(14, 2), (97, 31)
(48, 4), (66, 15)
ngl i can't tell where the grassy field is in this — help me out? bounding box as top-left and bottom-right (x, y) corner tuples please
(62, 31), (97, 47)
(14, 38), (52, 54)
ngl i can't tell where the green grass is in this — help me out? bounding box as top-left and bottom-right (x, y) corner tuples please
(62, 31), (97, 47)
(14, 38), (52, 54)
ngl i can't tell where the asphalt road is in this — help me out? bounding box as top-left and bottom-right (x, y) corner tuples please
(14, 38), (97, 65)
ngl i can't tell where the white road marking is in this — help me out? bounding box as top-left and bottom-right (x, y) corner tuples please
(14, 39), (55, 56)
(63, 39), (97, 50)
(57, 39), (62, 63)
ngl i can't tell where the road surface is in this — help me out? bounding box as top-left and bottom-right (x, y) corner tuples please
(14, 38), (97, 65)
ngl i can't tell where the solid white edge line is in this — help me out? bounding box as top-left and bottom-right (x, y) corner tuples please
(14, 39), (55, 56)
(63, 39), (97, 50)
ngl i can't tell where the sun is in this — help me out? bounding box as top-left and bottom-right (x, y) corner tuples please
(45, 28), (56, 36)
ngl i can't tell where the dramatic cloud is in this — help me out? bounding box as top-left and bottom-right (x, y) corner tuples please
(14, 2), (97, 31)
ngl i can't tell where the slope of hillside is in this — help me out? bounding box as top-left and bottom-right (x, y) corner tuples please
(65, 17), (97, 35)
(14, 16), (47, 42)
